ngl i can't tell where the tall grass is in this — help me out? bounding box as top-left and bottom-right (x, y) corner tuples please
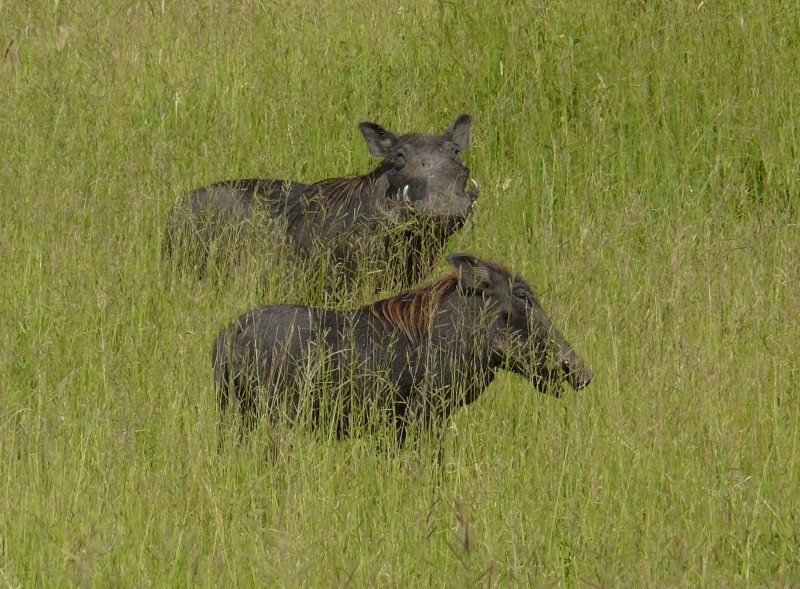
(1, 0), (798, 586)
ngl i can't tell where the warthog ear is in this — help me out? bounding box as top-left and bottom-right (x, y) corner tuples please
(443, 114), (471, 152)
(359, 122), (397, 159)
(447, 253), (492, 291)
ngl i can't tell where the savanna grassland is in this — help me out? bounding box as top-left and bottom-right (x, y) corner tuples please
(1, 0), (799, 586)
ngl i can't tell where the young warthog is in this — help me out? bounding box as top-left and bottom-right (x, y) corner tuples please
(162, 115), (478, 292)
(212, 253), (592, 453)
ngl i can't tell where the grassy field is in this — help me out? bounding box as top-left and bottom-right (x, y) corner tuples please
(2, 0), (799, 586)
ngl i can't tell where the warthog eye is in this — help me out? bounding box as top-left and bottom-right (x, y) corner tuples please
(513, 288), (529, 309)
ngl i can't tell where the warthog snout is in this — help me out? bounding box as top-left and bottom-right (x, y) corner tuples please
(533, 348), (592, 396)
(544, 331), (592, 393)
(562, 353), (593, 391)
(417, 187), (473, 221)
(399, 181), (474, 230)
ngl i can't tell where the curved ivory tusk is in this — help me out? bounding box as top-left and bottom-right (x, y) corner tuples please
(402, 185), (412, 206)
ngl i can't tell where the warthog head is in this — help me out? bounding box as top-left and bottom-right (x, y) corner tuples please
(449, 254), (593, 395)
(360, 115), (477, 230)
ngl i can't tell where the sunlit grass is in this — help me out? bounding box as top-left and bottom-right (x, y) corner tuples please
(1, 0), (798, 586)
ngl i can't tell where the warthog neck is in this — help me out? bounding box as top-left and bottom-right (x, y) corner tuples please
(366, 274), (460, 341)
(310, 161), (394, 205)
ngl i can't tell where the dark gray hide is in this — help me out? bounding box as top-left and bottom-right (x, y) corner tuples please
(212, 253), (592, 450)
(162, 115), (478, 291)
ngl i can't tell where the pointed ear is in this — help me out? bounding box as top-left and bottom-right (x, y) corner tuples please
(443, 114), (471, 151)
(358, 122), (397, 158)
(447, 253), (492, 291)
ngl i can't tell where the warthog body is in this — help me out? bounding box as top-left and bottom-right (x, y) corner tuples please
(212, 253), (592, 451)
(162, 116), (478, 291)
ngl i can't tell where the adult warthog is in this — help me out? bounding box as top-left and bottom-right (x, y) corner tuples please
(162, 115), (478, 293)
(212, 253), (592, 455)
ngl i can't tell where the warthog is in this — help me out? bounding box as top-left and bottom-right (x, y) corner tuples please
(162, 115), (478, 292)
(212, 253), (592, 454)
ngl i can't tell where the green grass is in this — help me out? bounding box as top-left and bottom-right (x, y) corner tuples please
(2, 0), (799, 586)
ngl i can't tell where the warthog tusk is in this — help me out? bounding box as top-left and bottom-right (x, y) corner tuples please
(467, 178), (480, 205)
(402, 185), (413, 208)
